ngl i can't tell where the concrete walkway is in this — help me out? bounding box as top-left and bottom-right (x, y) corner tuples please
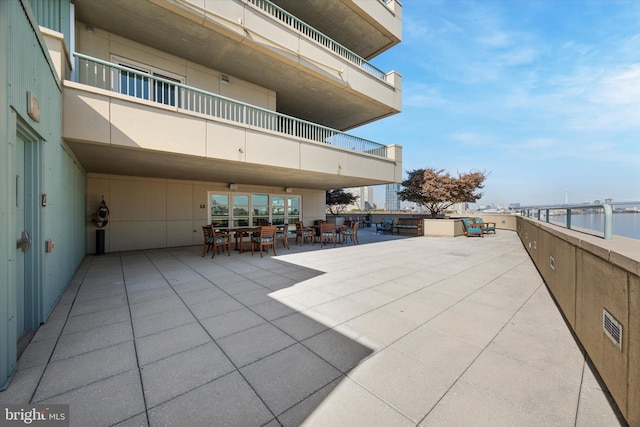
(0, 229), (625, 426)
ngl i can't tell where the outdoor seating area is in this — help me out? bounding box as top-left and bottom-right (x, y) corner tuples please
(203, 221), (394, 257)
(0, 230), (622, 426)
(375, 218), (394, 234)
(460, 218), (498, 238)
(461, 218), (484, 237)
(475, 217), (496, 234)
(392, 217), (424, 236)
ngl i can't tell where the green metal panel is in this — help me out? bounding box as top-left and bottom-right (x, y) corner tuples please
(28, 0), (71, 49)
(0, 0), (85, 390)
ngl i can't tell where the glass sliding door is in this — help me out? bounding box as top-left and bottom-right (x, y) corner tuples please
(210, 192), (302, 229)
(271, 196), (285, 225)
(252, 194), (270, 226)
(210, 194), (229, 228)
(288, 196), (301, 226)
(233, 195), (250, 227)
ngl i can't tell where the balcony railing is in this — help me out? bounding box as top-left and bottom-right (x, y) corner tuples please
(72, 53), (388, 158)
(518, 203), (613, 239)
(247, 0), (388, 81)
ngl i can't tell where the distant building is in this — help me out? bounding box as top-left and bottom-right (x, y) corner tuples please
(345, 186), (375, 211)
(448, 202), (467, 215)
(385, 183), (401, 212)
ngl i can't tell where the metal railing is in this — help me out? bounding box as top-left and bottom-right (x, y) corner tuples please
(518, 203), (613, 239)
(247, 0), (387, 81)
(72, 53), (388, 158)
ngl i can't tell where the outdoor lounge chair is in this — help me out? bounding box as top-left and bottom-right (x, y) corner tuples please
(376, 218), (393, 234)
(461, 218), (484, 237)
(474, 218), (496, 234)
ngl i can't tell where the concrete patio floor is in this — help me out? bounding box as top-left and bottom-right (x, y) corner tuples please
(0, 228), (625, 426)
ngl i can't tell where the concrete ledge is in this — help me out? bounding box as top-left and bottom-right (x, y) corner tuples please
(517, 216), (639, 426)
(423, 219), (464, 237)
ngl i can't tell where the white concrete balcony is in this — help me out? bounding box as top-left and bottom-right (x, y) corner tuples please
(71, 0), (402, 130)
(270, 0), (402, 59)
(63, 54), (402, 189)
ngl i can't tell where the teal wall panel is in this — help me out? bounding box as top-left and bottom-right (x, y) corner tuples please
(28, 0), (71, 48)
(0, 0), (85, 390)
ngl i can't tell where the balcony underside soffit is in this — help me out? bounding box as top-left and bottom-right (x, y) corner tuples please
(66, 141), (389, 190)
(270, 0), (400, 59)
(72, 0), (399, 131)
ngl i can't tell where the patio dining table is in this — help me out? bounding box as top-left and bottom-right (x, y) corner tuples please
(228, 226), (261, 253)
(311, 224), (346, 244)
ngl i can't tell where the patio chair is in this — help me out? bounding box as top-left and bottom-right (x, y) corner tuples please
(342, 221), (359, 245)
(251, 225), (277, 257)
(320, 223), (337, 248)
(275, 224), (290, 249)
(474, 218), (496, 234)
(461, 218), (484, 238)
(206, 226), (231, 258)
(202, 225), (214, 257)
(376, 218), (393, 234)
(295, 221), (314, 245)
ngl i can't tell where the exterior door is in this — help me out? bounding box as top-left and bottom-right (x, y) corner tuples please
(15, 128), (38, 356)
(15, 134), (26, 343)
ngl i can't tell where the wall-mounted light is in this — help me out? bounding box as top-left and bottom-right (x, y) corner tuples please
(285, 187), (293, 193)
(229, 183), (238, 190)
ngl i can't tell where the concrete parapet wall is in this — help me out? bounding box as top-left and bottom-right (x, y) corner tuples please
(473, 213), (518, 231)
(423, 218), (464, 237)
(517, 216), (639, 426)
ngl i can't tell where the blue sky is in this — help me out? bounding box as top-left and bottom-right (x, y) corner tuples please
(357, 0), (640, 208)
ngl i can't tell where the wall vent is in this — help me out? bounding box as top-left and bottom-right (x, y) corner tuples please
(220, 74), (230, 84)
(549, 256), (555, 270)
(603, 308), (622, 351)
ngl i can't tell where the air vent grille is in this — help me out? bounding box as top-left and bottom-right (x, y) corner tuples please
(603, 308), (622, 351)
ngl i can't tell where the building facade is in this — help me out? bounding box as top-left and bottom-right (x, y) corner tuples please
(385, 183), (401, 212)
(345, 186), (375, 211)
(1, 0), (402, 388)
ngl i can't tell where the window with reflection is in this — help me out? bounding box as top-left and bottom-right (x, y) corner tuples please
(233, 195), (250, 227)
(209, 192), (301, 229)
(271, 196), (285, 225)
(252, 194), (270, 226)
(210, 194), (229, 228)
(288, 196), (301, 225)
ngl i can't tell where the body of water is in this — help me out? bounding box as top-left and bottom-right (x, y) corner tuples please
(550, 212), (639, 240)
